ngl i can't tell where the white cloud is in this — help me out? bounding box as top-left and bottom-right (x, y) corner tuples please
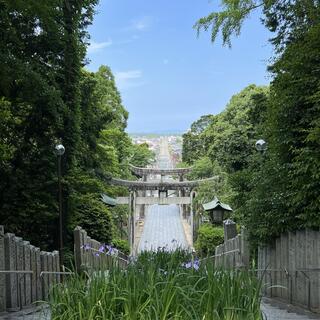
(87, 39), (112, 53)
(115, 70), (145, 90)
(131, 16), (152, 31)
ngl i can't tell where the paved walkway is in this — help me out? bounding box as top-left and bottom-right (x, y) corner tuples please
(0, 306), (50, 320)
(261, 299), (320, 320)
(138, 204), (188, 252)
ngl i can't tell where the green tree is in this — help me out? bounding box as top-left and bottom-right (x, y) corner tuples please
(194, 1), (320, 245)
(0, 0), (134, 251)
(130, 143), (155, 167)
(194, 0), (320, 50)
(182, 115), (214, 164)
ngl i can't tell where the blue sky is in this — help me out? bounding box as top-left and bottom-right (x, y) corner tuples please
(86, 0), (273, 133)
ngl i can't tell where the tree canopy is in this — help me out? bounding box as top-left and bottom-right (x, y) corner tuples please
(0, 0), (154, 253)
(189, 1), (320, 245)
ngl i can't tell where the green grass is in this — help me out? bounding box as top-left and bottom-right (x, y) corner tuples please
(49, 250), (263, 319)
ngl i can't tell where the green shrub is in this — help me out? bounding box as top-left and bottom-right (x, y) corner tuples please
(195, 224), (224, 256)
(111, 238), (130, 255)
(69, 193), (114, 244)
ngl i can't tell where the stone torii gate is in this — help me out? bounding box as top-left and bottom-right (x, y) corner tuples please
(106, 170), (219, 254)
(129, 164), (192, 181)
(129, 164), (193, 218)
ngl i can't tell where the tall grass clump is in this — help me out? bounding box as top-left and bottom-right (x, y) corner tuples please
(48, 249), (263, 320)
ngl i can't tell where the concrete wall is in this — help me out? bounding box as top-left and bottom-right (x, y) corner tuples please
(258, 229), (320, 313)
(74, 226), (129, 273)
(0, 225), (60, 313)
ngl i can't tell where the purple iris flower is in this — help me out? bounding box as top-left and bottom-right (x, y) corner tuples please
(82, 244), (91, 251)
(193, 260), (200, 270)
(98, 245), (106, 253)
(182, 259), (200, 270)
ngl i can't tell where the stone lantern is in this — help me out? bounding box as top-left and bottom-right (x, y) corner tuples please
(202, 197), (232, 224)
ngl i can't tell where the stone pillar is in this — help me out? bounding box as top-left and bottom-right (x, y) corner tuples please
(30, 246), (37, 303)
(15, 237), (24, 308)
(40, 251), (48, 300)
(47, 253), (53, 289)
(223, 219), (237, 242)
(184, 189), (190, 219)
(74, 227), (83, 273)
(132, 190), (137, 253)
(35, 248), (42, 301)
(53, 251), (60, 283)
(23, 241), (31, 306)
(0, 226), (6, 312)
(140, 174), (148, 219)
(128, 191), (135, 254)
(181, 188), (186, 219)
(4, 233), (18, 311)
(240, 227), (250, 268)
(190, 192), (194, 247)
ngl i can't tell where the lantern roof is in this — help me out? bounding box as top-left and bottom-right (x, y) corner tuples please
(101, 193), (117, 207)
(203, 197), (232, 212)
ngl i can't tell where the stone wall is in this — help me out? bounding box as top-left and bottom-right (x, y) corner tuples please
(74, 226), (129, 273)
(0, 225), (60, 313)
(258, 229), (320, 313)
(214, 223), (250, 269)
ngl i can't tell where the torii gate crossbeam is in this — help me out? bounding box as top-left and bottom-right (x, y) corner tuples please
(108, 176), (219, 191)
(129, 164), (192, 177)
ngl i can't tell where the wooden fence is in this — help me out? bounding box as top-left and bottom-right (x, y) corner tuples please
(214, 227), (250, 269)
(258, 229), (320, 313)
(74, 226), (129, 273)
(0, 225), (60, 313)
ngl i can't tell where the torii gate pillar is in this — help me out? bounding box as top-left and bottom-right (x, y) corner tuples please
(178, 174), (187, 218)
(128, 190), (136, 254)
(139, 174), (147, 218)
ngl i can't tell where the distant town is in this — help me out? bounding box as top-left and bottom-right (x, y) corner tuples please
(131, 134), (183, 167)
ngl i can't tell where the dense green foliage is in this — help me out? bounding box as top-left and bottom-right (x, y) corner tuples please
(186, 1), (320, 246)
(49, 250), (262, 319)
(111, 238), (130, 255)
(195, 224), (224, 256)
(0, 1), (154, 252)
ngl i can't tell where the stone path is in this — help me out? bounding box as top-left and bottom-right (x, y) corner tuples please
(261, 299), (320, 320)
(0, 306), (50, 320)
(138, 204), (188, 252)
